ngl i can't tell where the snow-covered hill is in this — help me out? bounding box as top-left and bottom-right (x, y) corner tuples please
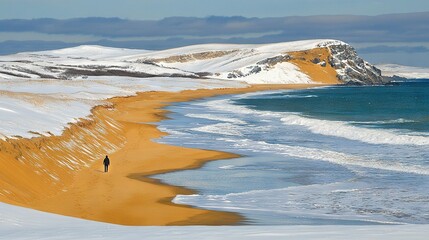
(0, 39), (381, 85)
(0, 39), (382, 140)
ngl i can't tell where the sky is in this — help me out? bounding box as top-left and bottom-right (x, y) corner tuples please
(2, 0), (429, 20)
(1, 0), (429, 67)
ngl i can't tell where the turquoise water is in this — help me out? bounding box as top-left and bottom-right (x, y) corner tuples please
(235, 80), (429, 132)
(155, 80), (429, 225)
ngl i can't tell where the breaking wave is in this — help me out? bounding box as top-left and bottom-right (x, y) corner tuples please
(219, 138), (429, 175)
(197, 99), (429, 146)
(192, 123), (244, 136)
(280, 115), (429, 146)
(173, 182), (429, 224)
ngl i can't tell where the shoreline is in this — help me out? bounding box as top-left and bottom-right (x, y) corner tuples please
(0, 84), (328, 226)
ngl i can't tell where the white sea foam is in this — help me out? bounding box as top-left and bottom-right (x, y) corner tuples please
(280, 114), (429, 146)
(257, 94), (318, 99)
(173, 181), (429, 224)
(218, 138), (429, 175)
(219, 165), (235, 169)
(331, 189), (361, 193)
(159, 90), (429, 226)
(285, 94), (318, 98)
(192, 123), (244, 136)
(157, 126), (188, 136)
(157, 89), (429, 226)
(197, 99), (275, 116)
(237, 92), (318, 100)
(350, 118), (416, 124)
(198, 98), (429, 146)
(186, 97), (429, 174)
(173, 183), (426, 224)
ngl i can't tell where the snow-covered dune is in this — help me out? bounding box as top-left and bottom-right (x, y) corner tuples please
(0, 77), (246, 139)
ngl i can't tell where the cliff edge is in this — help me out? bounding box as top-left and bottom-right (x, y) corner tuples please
(0, 39), (382, 85)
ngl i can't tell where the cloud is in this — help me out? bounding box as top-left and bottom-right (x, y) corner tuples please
(1, 12), (429, 43)
(357, 45), (429, 54)
(2, 12), (429, 67)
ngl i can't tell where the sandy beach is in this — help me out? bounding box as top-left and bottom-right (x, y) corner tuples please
(2, 3), (428, 238)
(0, 46), (340, 225)
(0, 83), (327, 226)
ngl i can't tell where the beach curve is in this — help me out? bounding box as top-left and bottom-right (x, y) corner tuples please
(0, 84), (328, 226)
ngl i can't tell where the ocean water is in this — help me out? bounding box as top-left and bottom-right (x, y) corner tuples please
(154, 80), (429, 225)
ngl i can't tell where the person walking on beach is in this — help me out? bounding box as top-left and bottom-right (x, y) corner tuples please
(103, 155), (110, 173)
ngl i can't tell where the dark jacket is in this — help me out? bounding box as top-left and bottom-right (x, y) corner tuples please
(103, 156), (110, 166)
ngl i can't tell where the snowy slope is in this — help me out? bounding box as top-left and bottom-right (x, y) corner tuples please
(121, 39), (352, 84)
(0, 39), (381, 139)
(0, 77), (246, 139)
(377, 64), (429, 79)
(0, 39), (377, 84)
(0, 202), (428, 240)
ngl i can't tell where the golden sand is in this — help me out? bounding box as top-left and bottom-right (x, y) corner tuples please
(0, 84), (331, 226)
(0, 51), (339, 225)
(288, 47), (341, 84)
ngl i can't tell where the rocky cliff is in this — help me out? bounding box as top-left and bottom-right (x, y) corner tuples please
(326, 43), (384, 85)
(0, 39), (383, 85)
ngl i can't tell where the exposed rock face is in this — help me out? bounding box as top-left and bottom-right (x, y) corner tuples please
(0, 40), (384, 85)
(147, 50), (238, 63)
(256, 55), (292, 66)
(227, 55), (290, 79)
(226, 65), (263, 79)
(326, 43), (384, 85)
(220, 41), (384, 85)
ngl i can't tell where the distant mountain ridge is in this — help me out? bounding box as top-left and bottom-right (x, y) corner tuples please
(0, 39), (383, 85)
(377, 64), (429, 79)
